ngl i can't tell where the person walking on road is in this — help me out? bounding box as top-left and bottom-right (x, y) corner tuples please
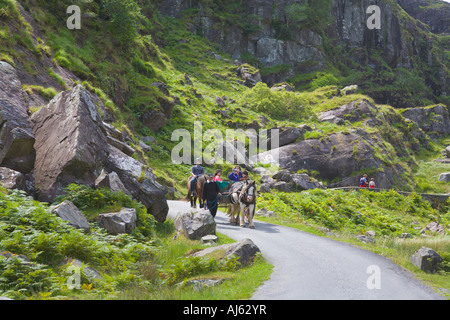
(202, 174), (221, 218)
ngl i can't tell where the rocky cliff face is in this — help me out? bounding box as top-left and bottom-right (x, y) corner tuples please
(0, 61), (35, 174)
(161, 0), (325, 76)
(158, 0), (449, 106)
(397, 0), (450, 35)
(0, 60), (169, 221)
(331, 0), (405, 67)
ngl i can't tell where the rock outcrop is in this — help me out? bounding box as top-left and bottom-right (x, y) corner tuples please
(256, 130), (406, 189)
(24, 83), (169, 222)
(401, 105), (450, 140)
(319, 99), (375, 125)
(0, 61), (35, 174)
(104, 145), (169, 222)
(159, 0), (325, 75)
(397, 0), (450, 35)
(31, 85), (109, 202)
(158, 0), (448, 106)
(258, 169), (325, 193)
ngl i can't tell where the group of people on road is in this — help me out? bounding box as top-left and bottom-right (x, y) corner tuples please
(189, 159), (250, 218)
(360, 174), (376, 188)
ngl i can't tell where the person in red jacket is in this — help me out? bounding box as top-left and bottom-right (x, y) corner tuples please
(360, 174), (368, 187)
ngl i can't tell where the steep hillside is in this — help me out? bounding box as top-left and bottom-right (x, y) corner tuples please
(0, 0), (449, 300)
(0, 0), (449, 198)
(159, 0), (449, 108)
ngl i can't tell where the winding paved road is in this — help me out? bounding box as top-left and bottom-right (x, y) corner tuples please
(167, 201), (444, 300)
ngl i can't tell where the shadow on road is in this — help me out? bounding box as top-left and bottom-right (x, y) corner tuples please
(215, 213), (281, 234)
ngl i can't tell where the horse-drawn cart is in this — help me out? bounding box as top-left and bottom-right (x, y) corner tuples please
(216, 180), (234, 210)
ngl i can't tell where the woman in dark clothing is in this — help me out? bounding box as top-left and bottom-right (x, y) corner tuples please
(202, 174), (221, 218)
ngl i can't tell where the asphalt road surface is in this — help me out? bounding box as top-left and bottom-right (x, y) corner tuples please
(167, 200), (444, 300)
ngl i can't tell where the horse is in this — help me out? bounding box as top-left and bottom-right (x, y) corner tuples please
(226, 180), (257, 229)
(186, 175), (207, 208)
(239, 180), (257, 229)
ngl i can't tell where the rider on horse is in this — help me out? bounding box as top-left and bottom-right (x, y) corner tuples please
(190, 158), (205, 197)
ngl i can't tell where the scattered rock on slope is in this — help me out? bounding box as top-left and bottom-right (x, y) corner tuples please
(51, 200), (91, 233)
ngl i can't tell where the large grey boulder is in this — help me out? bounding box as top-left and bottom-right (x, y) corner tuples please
(98, 208), (137, 235)
(192, 238), (260, 266)
(272, 169), (293, 182)
(31, 85), (109, 202)
(255, 130), (406, 189)
(0, 61), (35, 173)
(410, 247), (443, 273)
(51, 200), (90, 233)
(174, 209), (216, 240)
(105, 145), (168, 222)
(273, 181), (293, 193)
(226, 238), (261, 266)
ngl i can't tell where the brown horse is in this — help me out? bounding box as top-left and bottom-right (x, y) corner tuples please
(187, 175), (207, 208)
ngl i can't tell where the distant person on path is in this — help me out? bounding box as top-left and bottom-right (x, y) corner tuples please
(369, 178), (376, 189)
(360, 174), (368, 188)
(203, 174), (221, 218)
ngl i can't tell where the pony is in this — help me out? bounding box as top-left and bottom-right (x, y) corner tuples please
(186, 174), (207, 208)
(226, 180), (257, 229)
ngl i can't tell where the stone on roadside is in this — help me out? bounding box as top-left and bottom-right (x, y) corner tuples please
(355, 235), (374, 243)
(410, 247), (443, 273)
(174, 209), (216, 240)
(201, 235), (218, 244)
(192, 238), (260, 266)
